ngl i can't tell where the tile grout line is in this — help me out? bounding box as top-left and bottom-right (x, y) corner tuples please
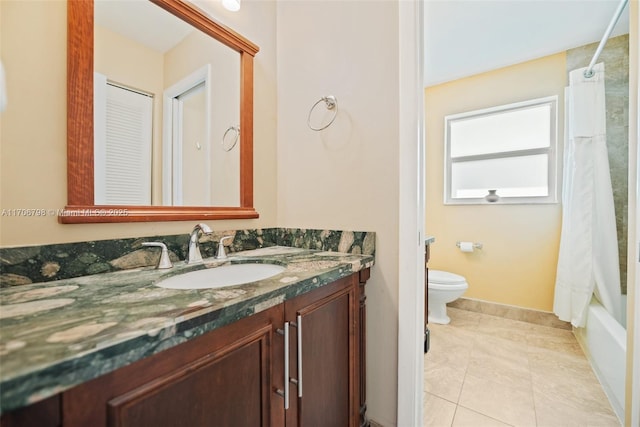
(526, 342), (540, 427)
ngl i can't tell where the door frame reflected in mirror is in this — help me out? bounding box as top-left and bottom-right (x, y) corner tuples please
(162, 64), (213, 206)
(62, 0), (259, 223)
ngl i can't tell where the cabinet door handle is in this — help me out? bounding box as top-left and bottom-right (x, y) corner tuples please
(296, 314), (303, 397)
(290, 315), (303, 397)
(284, 321), (290, 409)
(276, 322), (290, 410)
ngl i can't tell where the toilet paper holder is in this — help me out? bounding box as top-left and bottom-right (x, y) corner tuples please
(456, 241), (483, 250)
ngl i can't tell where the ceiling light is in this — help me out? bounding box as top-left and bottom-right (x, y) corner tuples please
(222, 0), (240, 12)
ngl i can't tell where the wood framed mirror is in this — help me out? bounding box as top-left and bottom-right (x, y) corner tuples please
(61, 0), (259, 223)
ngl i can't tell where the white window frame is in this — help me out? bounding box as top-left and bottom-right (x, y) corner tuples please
(444, 95), (559, 205)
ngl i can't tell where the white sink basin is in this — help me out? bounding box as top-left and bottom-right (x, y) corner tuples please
(155, 263), (286, 290)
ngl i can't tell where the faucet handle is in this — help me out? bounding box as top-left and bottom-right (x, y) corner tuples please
(216, 235), (234, 260)
(142, 242), (173, 269)
(193, 222), (213, 234)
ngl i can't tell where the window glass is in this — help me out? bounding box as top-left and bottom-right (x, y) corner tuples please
(450, 104), (551, 157)
(444, 96), (557, 204)
(451, 154), (549, 198)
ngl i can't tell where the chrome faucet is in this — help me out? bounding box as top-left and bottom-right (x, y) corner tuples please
(186, 223), (213, 264)
(216, 235), (234, 260)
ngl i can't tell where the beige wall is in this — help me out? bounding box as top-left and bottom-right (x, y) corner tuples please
(276, 2), (401, 424)
(0, 0), (277, 246)
(425, 53), (566, 312)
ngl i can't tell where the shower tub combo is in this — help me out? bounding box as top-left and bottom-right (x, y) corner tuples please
(574, 297), (627, 422)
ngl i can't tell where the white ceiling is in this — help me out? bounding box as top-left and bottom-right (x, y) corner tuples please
(96, 0), (630, 86)
(95, 0), (193, 53)
(424, 0), (631, 87)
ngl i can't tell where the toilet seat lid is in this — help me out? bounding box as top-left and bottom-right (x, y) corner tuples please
(429, 270), (466, 285)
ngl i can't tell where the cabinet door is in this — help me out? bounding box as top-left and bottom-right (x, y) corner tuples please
(284, 275), (359, 427)
(0, 394), (61, 427)
(62, 304), (284, 427)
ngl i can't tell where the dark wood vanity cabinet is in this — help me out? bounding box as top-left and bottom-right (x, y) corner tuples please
(284, 273), (360, 427)
(1, 270), (369, 427)
(62, 303), (283, 427)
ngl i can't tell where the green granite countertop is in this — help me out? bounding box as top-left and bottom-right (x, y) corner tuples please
(0, 246), (374, 413)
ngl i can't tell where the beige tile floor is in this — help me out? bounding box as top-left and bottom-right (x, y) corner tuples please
(424, 307), (621, 427)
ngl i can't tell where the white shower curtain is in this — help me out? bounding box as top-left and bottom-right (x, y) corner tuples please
(554, 62), (621, 328)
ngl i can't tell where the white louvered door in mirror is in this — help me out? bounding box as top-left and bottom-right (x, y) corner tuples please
(94, 73), (153, 205)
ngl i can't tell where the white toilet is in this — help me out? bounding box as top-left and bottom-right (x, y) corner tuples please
(427, 270), (469, 324)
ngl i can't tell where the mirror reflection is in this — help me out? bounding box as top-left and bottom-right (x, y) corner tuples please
(94, 0), (240, 207)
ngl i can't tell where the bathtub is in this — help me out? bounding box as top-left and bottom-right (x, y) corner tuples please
(574, 298), (626, 422)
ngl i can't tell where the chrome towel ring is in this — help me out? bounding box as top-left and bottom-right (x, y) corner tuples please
(307, 95), (338, 131)
(222, 125), (240, 152)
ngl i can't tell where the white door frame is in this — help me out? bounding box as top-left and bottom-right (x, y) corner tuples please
(630, 3), (639, 423)
(632, 131), (639, 427)
(397, 0), (426, 425)
(162, 65), (211, 205)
